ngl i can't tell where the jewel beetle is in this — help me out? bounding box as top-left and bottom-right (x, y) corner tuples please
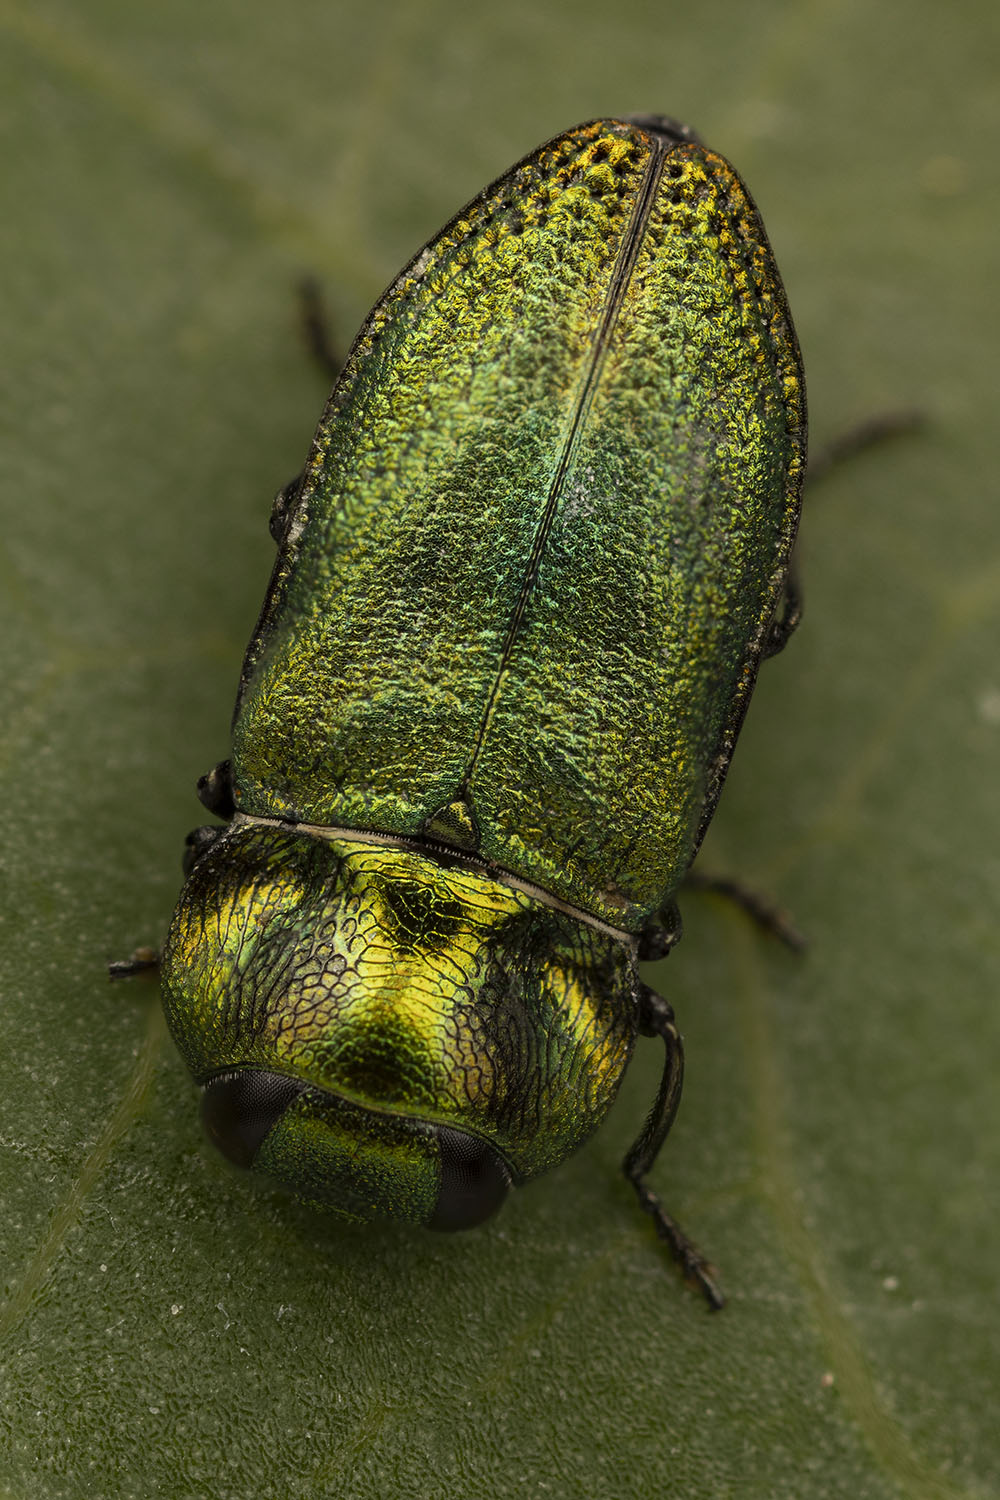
(159, 115), (806, 1308)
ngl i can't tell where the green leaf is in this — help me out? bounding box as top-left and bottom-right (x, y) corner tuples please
(1, 2), (996, 1495)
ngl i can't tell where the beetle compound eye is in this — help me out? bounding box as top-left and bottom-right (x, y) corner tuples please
(201, 1070), (307, 1169)
(428, 1127), (512, 1232)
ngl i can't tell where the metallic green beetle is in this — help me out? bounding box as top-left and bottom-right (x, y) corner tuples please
(161, 115), (805, 1307)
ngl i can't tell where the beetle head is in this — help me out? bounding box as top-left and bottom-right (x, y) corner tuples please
(161, 822), (637, 1231)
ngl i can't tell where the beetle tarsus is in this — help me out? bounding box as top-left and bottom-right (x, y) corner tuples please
(631, 1179), (726, 1310)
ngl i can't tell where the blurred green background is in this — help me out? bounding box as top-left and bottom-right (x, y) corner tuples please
(1, 1), (997, 1496)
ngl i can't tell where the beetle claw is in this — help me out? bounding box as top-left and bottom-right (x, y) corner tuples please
(631, 1179), (726, 1311)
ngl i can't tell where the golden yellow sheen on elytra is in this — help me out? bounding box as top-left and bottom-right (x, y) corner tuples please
(232, 121), (803, 930)
(160, 117), (805, 1241)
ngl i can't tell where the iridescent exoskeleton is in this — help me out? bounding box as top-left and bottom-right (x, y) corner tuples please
(159, 116), (805, 1306)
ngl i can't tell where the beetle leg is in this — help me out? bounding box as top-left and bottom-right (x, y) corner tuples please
(297, 274), (342, 382)
(196, 759), (235, 820)
(623, 983), (725, 1310)
(764, 558), (801, 657)
(806, 408), (924, 487)
(269, 475), (304, 545)
(108, 946), (160, 980)
(637, 900), (682, 960)
(183, 824), (227, 876)
(683, 869), (806, 951)
(766, 409), (925, 659)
